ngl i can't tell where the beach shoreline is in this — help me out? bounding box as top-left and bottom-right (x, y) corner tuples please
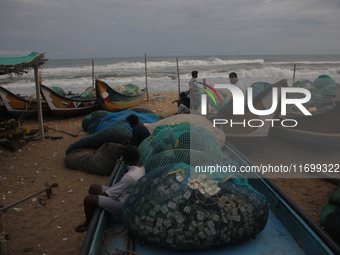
(0, 92), (339, 254)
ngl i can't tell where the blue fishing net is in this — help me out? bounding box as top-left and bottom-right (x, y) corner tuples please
(95, 110), (160, 133)
(82, 110), (111, 133)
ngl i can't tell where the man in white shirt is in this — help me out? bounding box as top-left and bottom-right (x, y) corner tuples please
(75, 145), (145, 233)
(189, 71), (201, 110)
(229, 72), (246, 96)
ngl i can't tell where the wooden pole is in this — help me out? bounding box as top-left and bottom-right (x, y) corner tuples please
(176, 57), (181, 96)
(145, 54), (149, 101)
(92, 59), (95, 87)
(34, 65), (44, 140)
(293, 64), (296, 84)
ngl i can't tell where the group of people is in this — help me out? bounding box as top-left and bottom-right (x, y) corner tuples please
(75, 70), (245, 233)
(173, 71), (245, 114)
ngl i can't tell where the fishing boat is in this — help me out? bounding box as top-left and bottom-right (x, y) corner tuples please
(0, 86), (50, 117)
(40, 84), (98, 117)
(95, 79), (145, 112)
(271, 83), (340, 149)
(79, 142), (339, 255)
(213, 79), (288, 145)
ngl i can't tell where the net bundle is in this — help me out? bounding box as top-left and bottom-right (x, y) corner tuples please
(289, 75), (338, 114)
(138, 123), (224, 173)
(123, 163), (269, 250)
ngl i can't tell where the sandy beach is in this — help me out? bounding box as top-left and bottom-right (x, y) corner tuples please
(0, 92), (339, 254)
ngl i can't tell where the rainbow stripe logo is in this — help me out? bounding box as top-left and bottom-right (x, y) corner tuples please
(199, 83), (223, 106)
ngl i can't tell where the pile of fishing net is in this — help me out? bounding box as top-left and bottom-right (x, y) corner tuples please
(138, 123), (224, 173)
(51, 86), (66, 96)
(114, 83), (142, 96)
(65, 109), (159, 175)
(80, 87), (96, 99)
(122, 122), (269, 250)
(320, 186), (340, 244)
(66, 125), (131, 154)
(67, 110), (159, 153)
(64, 143), (121, 175)
(123, 163), (269, 250)
(288, 74), (338, 114)
(144, 114), (225, 148)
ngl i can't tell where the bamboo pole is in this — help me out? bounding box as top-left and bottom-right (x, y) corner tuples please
(34, 65), (44, 140)
(293, 64), (296, 84)
(92, 59), (95, 87)
(145, 54), (149, 101)
(176, 57), (181, 96)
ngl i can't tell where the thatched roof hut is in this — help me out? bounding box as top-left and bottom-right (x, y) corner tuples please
(0, 52), (48, 139)
(0, 52), (47, 76)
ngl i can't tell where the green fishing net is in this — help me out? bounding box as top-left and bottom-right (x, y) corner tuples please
(123, 163), (269, 251)
(114, 83), (142, 96)
(138, 123), (224, 173)
(289, 75), (337, 114)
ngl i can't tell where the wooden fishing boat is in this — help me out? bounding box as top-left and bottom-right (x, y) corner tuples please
(271, 84), (340, 149)
(79, 142), (339, 255)
(213, 79), (287, 145)
(95, 79), (145, 112)
(40, 84), (98, 117)
(0, 86), (50, 117)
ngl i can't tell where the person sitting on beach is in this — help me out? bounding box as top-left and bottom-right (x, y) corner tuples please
(126, 114), (150, 147)
(189, 71), (201, 110)
(172, 92), (191, 114)
(75, 145), (145, 233)
(229, 72), (246, 96)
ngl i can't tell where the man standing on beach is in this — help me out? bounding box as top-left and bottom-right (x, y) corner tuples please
(189, 71), (201, 110)
(229, 72), (246, 96)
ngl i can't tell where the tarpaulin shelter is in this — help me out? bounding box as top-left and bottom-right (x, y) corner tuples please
(0, 52), (48, 140)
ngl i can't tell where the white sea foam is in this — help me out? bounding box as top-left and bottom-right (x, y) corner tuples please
(1, 55), (339, 95)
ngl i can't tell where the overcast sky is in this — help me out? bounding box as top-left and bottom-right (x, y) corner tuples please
(1, 0), (340, 59)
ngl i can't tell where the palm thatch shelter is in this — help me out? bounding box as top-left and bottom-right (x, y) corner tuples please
(0, 52), (48, 140)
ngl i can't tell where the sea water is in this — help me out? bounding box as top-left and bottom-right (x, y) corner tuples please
(0, 55), (339, 96)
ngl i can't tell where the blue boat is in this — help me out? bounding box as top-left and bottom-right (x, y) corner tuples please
(79, 143), (339, 255)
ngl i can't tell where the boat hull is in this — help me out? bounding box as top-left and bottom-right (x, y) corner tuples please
(271, 100), (340, 148)
(40, 84), (98, 116)
(80, 143), (339, 255)
(0, 86), (49, 116)
(95, 79), (145, 112)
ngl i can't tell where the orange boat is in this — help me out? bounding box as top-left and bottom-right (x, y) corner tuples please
(95, 79), (145, 112)
(40, 84), (98, 116)
(0, 86), (50, 117)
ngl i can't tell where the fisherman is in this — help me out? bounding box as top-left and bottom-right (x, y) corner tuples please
(126, 114), (150, 147)
(172, 92), (191, 114)
(189, 71), (201, 110)
(75, 145), (145, 233)
(229, 72), (246, 96)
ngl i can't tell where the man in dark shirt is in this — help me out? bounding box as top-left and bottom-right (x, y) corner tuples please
(126, 114), (151, 146)
(172, 92), (191, 114)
